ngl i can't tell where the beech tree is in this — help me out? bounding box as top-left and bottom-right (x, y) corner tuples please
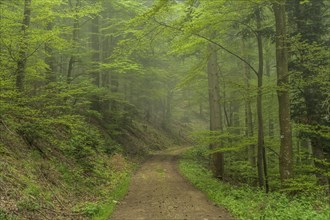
(207, 43), (225, 179)
(273, 0), (293, 182)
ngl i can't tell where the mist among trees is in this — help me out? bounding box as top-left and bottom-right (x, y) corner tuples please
(0, 0), (329, 219)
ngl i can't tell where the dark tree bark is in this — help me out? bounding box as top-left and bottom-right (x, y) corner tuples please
(16, 0), (32, 91)
(273, 0), (294, 182)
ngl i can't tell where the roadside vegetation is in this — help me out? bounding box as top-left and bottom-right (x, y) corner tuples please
(0, 110), (179, 219)
(179, 147), (330, 220)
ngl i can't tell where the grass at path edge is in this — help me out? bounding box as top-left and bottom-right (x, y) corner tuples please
(178, 148), (330, 220)
(92, 173), (131, 220)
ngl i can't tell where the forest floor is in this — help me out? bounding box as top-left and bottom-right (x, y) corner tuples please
(110, 147), (233, 220)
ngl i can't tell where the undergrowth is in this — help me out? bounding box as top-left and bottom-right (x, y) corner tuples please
(0, 110), (173, 219)
(0, 84), (184, 219)
(179, 147), (330, 220)
(91, 172), (132, 220)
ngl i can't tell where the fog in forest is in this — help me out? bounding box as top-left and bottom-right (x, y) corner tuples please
(0, 0), (329, 219)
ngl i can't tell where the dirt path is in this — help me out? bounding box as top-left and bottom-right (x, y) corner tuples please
(110, 147), (233, 220)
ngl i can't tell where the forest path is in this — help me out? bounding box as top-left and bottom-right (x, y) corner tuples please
(110, 147), (233, 220)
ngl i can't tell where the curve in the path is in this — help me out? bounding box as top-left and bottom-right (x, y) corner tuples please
(110, 147), (233, 220)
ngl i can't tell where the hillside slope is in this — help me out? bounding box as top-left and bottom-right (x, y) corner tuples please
(0, 116), (186, 219)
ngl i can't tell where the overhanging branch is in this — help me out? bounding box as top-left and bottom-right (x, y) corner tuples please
(152, 18), (259, 76)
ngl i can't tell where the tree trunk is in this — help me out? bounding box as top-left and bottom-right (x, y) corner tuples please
(90, 15), (101, 111)
(102, 32), (112, 111)
(45, 23), (56, 83)
(231, 99), (240, 135)
(241, 39), (255, 167)
(16, 0), (32, 91)
(207, 43), (224, 179)
(255, 8), (268, 191)
(166, 89), (173, 123)
(67, 0), (80, 84)
(110, 73), (119, 111)
(273, 0), (294, 183)
(91, 15), (101, 87)
(222, 79), (230, 128)
(199, 101), (203, 117)
(265, 56), (275, 138)
(246, 99), (255, 165)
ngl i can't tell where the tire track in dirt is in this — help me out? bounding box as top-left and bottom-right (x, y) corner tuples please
(110, 147), (233, 220)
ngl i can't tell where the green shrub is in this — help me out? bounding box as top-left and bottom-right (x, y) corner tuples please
(179, 148), (330, 220)
(74, 202), (102, 217)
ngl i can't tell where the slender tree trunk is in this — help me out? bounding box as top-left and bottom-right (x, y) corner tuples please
(91, 15), (101, 87)
(232, 99), (240, 135)
(246, 99), (255, 165)
(241, 39), (255, 167)
(273, 0), (294, 183)
(90, 15), (101, 111)
(265, 56), (275, 138)
(16, 0), (32, 91)
(207, 43), (224, 179)
(166, 89), (173, 123)
(102, 33), (111, 111)
(45, 23), (56, 83)
(222, 79), (230, 128)
(255, 8), (268, 191)
(102, 36), (110, 88)
(110, 73), (119, 111)
(67, 0), (80, 84)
